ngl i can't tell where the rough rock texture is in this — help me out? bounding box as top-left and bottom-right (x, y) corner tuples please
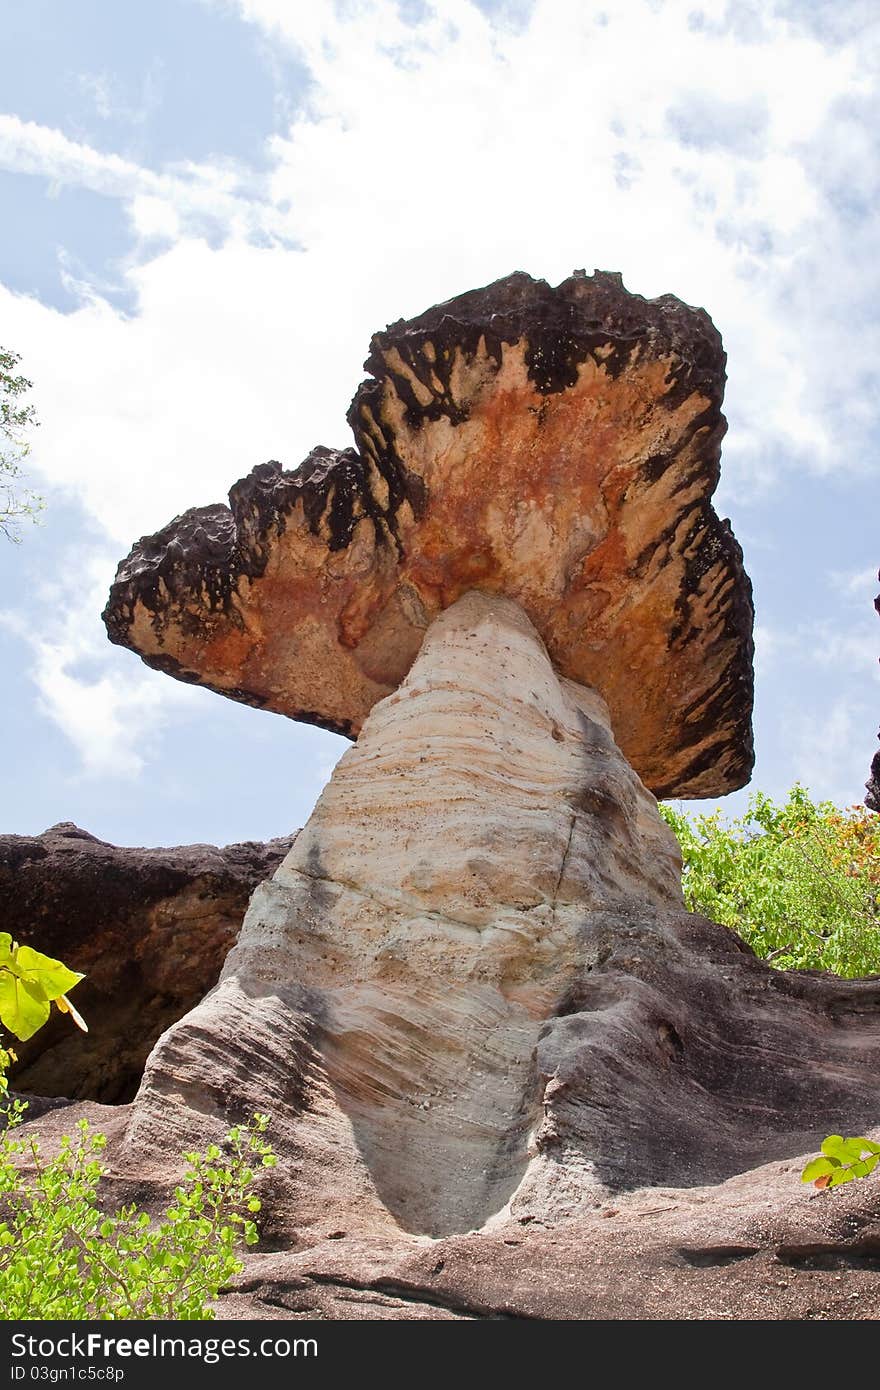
(27, 594), (873, 1251)
(866, 570), (880, 812)
(214, 1161), (880, 1320)
(0, 823), (293, 1102)
(868, 744), (880, 814)
(103, 270), (754, 799)
(23, 1042), (880, 1320)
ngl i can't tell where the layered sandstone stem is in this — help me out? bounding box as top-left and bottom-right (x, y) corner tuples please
(204, 591), (682, 1234)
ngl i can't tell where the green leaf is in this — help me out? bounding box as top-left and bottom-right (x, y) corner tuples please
(13, 945), (83, 1000)
(0, 1108), (275, 1318)
(0, 971), (51, 1040)
(846, 1155), (879, 1181)
(828, 1166), (857, 1187)
(0, 936), (84, 1038)
(821, 1135), (853, 1162)
(837, 1136), (872, 1163)
(849, 1137), (880, 1155)
(801, 1156), (837, 1183)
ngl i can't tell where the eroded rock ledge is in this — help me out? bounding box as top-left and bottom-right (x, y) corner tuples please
(0, 823), (294, 1102)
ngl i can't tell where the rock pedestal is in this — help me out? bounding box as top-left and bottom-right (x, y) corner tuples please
(229, 591), (680, 1234)
(112, 592), (880, 1264)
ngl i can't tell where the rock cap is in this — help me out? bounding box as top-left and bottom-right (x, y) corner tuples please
(104, 269), (754, 798)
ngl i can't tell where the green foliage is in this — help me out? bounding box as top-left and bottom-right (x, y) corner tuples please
(801, 1135), (880, 1188)
(0, 1045), (16, 1102)
(0, 1111), (276, 1319)
(660, 785), (880, 977)
(0, 345), (43, 541)
(0, 942), (274, 1318)
(0, 937), (83, 1106)
(0, 934), (87, 1041)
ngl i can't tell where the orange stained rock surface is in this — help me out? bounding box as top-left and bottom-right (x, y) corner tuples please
(106, 272), (754, 799)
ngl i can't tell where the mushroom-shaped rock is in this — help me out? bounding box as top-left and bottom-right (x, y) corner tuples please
(104, 270), (753, 799)
(33, 275), (880, 1284)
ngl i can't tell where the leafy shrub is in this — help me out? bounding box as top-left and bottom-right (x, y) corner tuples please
(660, 786), (880, 977)
(0, 935), (276, 1318)
(0, 1109), (276, 1319)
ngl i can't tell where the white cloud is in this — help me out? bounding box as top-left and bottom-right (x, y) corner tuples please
(0, 113), (290, 246)
(2, 0), (879, 789)
(220, 0), (875, 493)
(807, 624), (880, 676)
(77, 63), (163, 127)
(753, 615), (879, 683)
(0, 238), (367, 544)
(0, 551), (200, 777)
(6, 0), (874, 525)
(76, 72), (119, 123)
(783, 693), (875, 808)
(128, 194), (181, 241)
(830, 565), (880, 602)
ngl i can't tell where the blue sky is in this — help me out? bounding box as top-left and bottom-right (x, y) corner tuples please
(1, 0), (878, 847)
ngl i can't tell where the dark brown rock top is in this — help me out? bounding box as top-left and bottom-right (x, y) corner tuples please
(103, 269), (755, 798)
(867, 571), (880, 812)
(867, 744), (880, 813)
(0, 822), (295, 1102)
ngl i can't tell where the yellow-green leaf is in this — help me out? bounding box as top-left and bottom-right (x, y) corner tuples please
(828, 1166), (857, 1187)
(0, 972), (52, 1040)
(849, 1137), (880, 1156)
(12, 945), (83, 1000)
(801, 1156), (837, 1183)
(821, 1135), (856, 1162)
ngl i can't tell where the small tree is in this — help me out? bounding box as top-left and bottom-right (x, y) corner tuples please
(661, 790), (880, 1190)
(1, 346), (43, 541)
(660, 786), (880, 977)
